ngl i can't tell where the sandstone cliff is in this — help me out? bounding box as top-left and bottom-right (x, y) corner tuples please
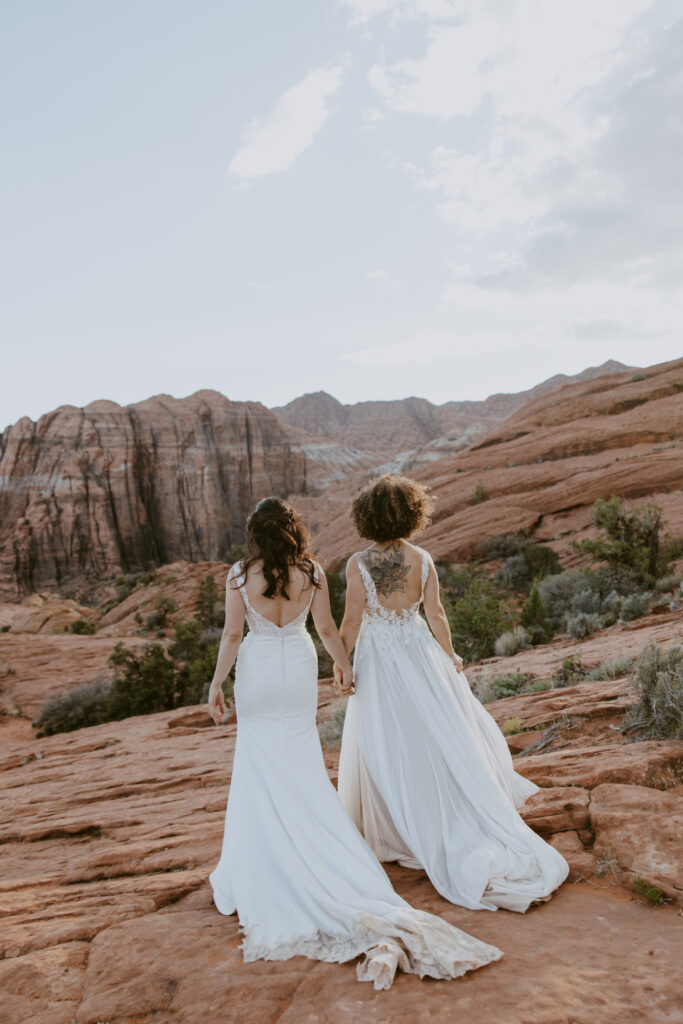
(0, 391), (305, 599)
(302, 357), (683, 568)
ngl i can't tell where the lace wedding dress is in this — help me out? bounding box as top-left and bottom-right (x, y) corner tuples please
(338, 550), (569, 913)
(209, 562), (502, 989)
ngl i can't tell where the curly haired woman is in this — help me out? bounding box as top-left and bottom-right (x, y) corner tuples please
(334, 475), (568, 913)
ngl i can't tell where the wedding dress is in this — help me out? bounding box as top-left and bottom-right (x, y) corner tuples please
(338, 550), (569, 913)
(209, 562), (502, 989)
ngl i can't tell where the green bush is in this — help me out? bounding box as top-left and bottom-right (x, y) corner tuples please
(197, 576), (225, 629)
(34, 679), (112, 735)
(520, 583), (553, 643)
(575, 496), (669, 587)
(480, 534), (528, 560)
(621, 643), (683, 740)
(469, 481), (487, 505)
(502, 716), (523, 736)
(566, 612), (602, 639)
(144, 593), (177, 632)
(487, 673), (530, 701)
(497, 544), (561, 593)
(70, 618), (97, 635)
(554, 653), (587, 688)
(619, 592), (652, 622)
(494, 627), (530, 658)
(632, 878), (669, 906)
(587, 656), (634, 681)
(446, 578), (512, 662)
(34, 613), (232, 736)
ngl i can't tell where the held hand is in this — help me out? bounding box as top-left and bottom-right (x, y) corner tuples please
(333, 662), (354, 696)
(451, 653), (464, 672)
(208, 683), (227, 725)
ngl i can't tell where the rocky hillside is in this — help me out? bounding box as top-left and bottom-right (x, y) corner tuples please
(304, 357), (683, 569)
(273, 360), (634, 485)
(0, 392), (305, 600)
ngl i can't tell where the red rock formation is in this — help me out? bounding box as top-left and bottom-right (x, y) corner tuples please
(0, 391), (305, 599)
(305, 357), (683, 568)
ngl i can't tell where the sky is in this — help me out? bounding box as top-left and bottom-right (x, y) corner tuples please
(1, 0), (681, 428)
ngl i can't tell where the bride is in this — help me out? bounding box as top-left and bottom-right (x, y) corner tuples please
(207, 497), (502, 989)
(334, 475), (568, 913)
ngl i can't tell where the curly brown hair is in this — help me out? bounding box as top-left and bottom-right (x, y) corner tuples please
(235, 497), (319, 599)
(350, 474), (434, 543)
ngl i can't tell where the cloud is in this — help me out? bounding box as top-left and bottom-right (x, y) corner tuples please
(340, 0), (469, 24)
(364, 1), (683, 302)
(366, 268), (398, 288)
(229, 63), (347, 179)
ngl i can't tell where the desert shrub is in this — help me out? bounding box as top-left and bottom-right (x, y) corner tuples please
(115, 571), (155, 602)
(502, 716), (523, 736)
(527, 678), (551, 693)
(35, 612), (234, 735)
(632, 878), (669, 906)
(70, 618), (97, 635)
(197, 576), (225, 629)
(481, 534), (528, 560)
(497, 544), (561, 594)
(653, 574), (682, 596)
(486, 673), (529, 702)
(224, 543), (246, 564)
(318, 705), (347, 749)
(441, 564), (482, 600)
(469, 481), (487, 505)
(553, 653), (587, 688)
(33, 678), (112, 735)
(621, 643), (683, 740)
(520, 583), (553, 643)
(538, 567), (640, 634)
(446, 578), (512, 662)
(107, 642), (176, 718)
(595, 853), (621, 878)
(494, 627), (530, 658)
(619, 592), (652, 622)
(575, 496), (668, 586)
(587, 656), (634, 681)
(144, 593), (177, 632)
(566, 612), (603, 639)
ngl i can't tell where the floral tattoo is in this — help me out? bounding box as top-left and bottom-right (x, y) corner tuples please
(363, 543), (411, 597)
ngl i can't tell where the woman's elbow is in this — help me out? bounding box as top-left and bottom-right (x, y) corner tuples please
(225, 629), (243, 645)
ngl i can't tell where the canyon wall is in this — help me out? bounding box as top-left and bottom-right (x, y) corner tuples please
(0, 391), (305, 598)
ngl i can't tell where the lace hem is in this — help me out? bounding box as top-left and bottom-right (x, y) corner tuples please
(239, 910), (502, 990)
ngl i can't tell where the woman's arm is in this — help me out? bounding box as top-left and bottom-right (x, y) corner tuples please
(208, 576), (247, 724)
(333, 556), (366, 695)
(422, 558), (464, 671)
(310, 569), (354, 693)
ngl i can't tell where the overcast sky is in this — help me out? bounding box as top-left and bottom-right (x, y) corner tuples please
(1, 0), (681, 427)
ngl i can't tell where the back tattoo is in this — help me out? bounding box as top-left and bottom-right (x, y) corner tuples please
(363, 543), (411, 597)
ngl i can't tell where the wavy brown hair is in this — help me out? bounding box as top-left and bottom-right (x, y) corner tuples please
(235, 497), (319, 599)
(351, 474), (434, 543)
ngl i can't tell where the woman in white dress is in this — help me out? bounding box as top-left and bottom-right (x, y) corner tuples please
(207, 497), (502, 989)
(334, 475), (568, 914)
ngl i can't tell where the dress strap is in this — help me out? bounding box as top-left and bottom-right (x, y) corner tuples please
(420, 551), (430, 601)
(357, 558), (380, 611)
(229, 561), (251, 610)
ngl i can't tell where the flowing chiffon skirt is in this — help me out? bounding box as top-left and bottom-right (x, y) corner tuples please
(339, 614), (569, 913)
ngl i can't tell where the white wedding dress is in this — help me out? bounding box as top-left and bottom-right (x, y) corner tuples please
(209, 563), (502, 989)
(338, 551), (569, 913)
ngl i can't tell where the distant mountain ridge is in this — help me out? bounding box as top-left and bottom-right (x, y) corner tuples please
(272, 360), (636, 484)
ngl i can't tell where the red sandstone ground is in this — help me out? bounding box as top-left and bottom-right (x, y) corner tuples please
(1, 615), (682, 1024)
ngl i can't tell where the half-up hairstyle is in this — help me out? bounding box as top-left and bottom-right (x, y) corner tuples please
(235, 497), (319, 599)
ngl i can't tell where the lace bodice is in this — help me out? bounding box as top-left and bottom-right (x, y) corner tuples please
(229, 561), (318, 638)
(358, 551), (430, 648)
